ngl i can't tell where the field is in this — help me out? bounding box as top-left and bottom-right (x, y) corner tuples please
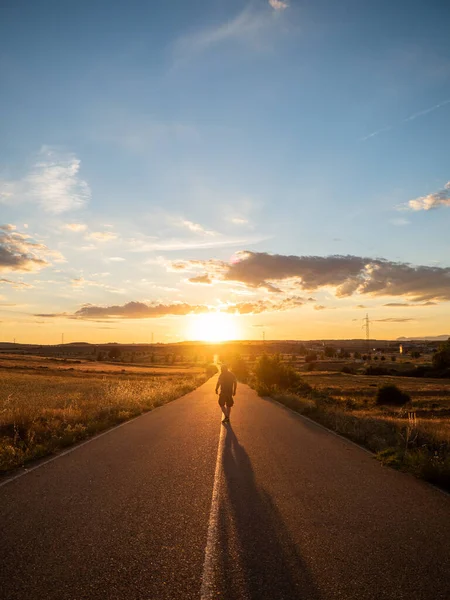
(261, 367), (450, 490)
(0, 354), (207, 473)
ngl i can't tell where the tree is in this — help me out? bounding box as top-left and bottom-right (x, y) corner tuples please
(324, 346), (335, 358)
(411, 350), (421, 359)
(432, 338), (450, 370)
(354, 351), (361, 360)
(305, 352), (317, 363)
(108, 347), (121, 360)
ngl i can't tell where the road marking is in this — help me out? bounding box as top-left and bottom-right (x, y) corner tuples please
(200, 421), (225, 599)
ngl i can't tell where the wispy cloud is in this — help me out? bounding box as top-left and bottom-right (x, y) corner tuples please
(402, 181), (450, 211)
(181, 220), (216, 236)
(0, 147), (91, 213)
(173, 5), (288, 62)
(361, 99), (450, 141)
(269, 0), (289, 10)
(389, 217), (410, 226)
(86, 231), (118, 242)
(62, 223), (87, 232)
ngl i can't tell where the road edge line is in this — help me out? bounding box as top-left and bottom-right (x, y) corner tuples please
(200, 421), (225, 599)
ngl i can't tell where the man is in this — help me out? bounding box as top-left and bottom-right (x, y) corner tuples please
(215, 364), (237, 424)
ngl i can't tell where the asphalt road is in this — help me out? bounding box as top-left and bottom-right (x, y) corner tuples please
(1, 377), (449, 600)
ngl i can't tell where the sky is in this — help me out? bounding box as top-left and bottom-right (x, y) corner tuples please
(1, 0), (450, 343)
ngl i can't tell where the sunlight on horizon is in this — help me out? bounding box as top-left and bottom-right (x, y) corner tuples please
(186, 312), (240, 342)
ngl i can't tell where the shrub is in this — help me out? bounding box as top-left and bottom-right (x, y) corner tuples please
(375, 384), (410, 406)
(253, 354), (306, 394)
(341, 366), (355, 374)
(305, 352), (317, 363)
(230, 355), (249, 383)
(433, 338), (450, 370)
(205, 364), (218, 378)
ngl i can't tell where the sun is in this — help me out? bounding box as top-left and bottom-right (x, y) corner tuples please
(187, 312), (240, 342)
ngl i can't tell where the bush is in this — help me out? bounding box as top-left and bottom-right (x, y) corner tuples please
(341, 366), (355, 374)
(433, 338), (450, 370)
(205, 364), (218, 378)
(229, 355), (249, 382)
(304, 352), (317, 363)
(253, 354), (307, 394)
(375, 384), (410, 406)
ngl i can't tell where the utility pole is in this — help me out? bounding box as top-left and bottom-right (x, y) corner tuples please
(61, 333), (64, 345)
(262, 330), (266, 344)
(151, 332), (154, 345)
(363, 313), (371, 353)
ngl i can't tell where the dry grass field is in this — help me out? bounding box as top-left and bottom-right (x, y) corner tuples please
(0, 356), (208, 473)
(251, 355), (450, 490)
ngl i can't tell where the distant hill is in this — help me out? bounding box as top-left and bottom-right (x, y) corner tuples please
(397, 335), (450, 341)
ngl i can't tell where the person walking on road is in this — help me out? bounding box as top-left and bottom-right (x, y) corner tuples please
(215, 364), (237, 424)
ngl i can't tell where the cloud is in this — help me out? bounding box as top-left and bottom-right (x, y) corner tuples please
(404, 182), (450, 211)
(129, 234), (268, 252)
(269, 0), (289, 9)
(374, 318), (415, 323)
(224, 296), (305, 315)
(71, 301), (211, 320)
(389, 218), (410, 226)
(383, 302), (412, 307)
(108, 257), (126, 262)
(0, 224), (16, 231)
(187, 251), (450, 302)
(62, 223), (87, 232)
(384, 301), (437, 307)
(173, 4), (288, 62)
(86, 231), (118, 242)
(230, 217), (249, 225)
(0, 278), (33, 289)
(0, 147), (91, 213)
(188, 274), (213, 285)
(182, 220), (216, 236)
(314, 305), (326, 311)
(355, 304), (367, 309)
(38, 295), (308, 321)
(0, 227), (53, 273)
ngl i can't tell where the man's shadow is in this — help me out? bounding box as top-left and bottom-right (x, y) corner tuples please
(217, 425), (321, 600)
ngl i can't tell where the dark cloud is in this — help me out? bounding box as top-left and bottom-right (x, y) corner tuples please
(38, 296), (308, 321)
(188, 274), (212, 284)
(190, 251), (450, 303)
(0, 227), (50, 273)
(374, 318), (416, 323)
(383, 303), (412, 307)
(73, 301), (210, 319)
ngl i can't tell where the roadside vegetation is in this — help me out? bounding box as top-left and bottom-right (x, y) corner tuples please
(250, 354), (450, 491)
(0, 359), (213, 473)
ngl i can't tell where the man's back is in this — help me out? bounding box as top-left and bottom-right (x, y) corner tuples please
(218, 370), (237, 396)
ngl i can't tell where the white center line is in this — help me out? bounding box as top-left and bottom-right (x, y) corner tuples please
(200, 421), (226, 599)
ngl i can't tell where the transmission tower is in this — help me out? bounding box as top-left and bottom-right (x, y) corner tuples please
(362, 314), (371, 352)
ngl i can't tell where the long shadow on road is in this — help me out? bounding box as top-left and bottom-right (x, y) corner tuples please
(217, 425), (321, 600)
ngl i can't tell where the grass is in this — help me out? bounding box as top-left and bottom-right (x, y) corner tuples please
(252, 367), (450, 491)
(0, 366), (207, 473)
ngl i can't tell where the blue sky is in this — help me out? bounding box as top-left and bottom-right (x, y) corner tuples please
(1, 0), (450, 342)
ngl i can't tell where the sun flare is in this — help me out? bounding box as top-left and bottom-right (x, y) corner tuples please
(187, 312), (240, 342)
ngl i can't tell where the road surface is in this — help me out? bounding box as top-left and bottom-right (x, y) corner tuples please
(1, 377), (449, 600)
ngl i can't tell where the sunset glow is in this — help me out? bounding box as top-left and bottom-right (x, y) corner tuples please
(187, 313), (240, 342)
